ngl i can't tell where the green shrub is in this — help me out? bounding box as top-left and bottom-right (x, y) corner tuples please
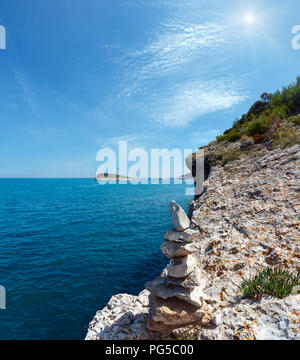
(272, 123), (300, 148)
(215, 77), (300, 145)
(216, 134), (227, 143)
(247, 117), (270, 136)
(216, 129), (242, 143)
(271, 105), (289, 119)
(268, 77), (300, 115)
(288, 115), (300, 125)
(239, 268), (300, 300)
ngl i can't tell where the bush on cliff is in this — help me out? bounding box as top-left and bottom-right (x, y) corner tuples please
(239, 268), (300, 300)
(247, 117), (270, 137)
(216, 129), (243, 143)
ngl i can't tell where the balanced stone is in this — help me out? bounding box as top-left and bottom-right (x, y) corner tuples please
(146, 201), (207, 333)
(149, 295), (205, 326)
(166, 255), (196, 278)
(160, 241), (198, 258)
(167, 268), (205, 290)
(164, 229), (198, 243)
(145, 277), (203, 307)
(170, 201), (190, 231)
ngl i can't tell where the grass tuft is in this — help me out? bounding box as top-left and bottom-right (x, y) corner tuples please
(221, 149), (241, 164)
(239, 268), (300, 300)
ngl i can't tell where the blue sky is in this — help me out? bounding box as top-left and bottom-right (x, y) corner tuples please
(0, 0), (299, 177)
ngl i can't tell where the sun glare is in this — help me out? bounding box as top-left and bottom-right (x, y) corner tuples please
(244, 13), (255, 24)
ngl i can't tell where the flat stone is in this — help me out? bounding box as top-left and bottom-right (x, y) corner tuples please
(167, 269), (205, 290)
(160, 241), (198, 258)
(164, 229), (199, 243)
(145, 277), (203, 306)
(166, 255), (196, 278)
(149, 295), (207, 327)
(170, 201), (190, 231)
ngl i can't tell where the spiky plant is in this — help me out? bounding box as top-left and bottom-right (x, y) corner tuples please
(239, 268), (300, 300)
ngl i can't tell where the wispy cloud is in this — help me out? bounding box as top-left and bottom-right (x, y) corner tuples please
(121, 21), (227, 87)
(110, 16), (246, 128)
(149, 79), (247, 127)
(11, 67), (40, 118)
(100, 2), (248, 129)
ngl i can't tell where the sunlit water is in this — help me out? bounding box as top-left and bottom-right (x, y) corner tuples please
(0, 179), (190, 339)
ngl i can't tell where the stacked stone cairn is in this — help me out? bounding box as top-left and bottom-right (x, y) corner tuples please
(146, 201), (208, 333)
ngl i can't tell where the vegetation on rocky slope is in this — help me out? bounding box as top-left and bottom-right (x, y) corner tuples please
(188, 77), (300, 181)
(216, 77), (300, 148)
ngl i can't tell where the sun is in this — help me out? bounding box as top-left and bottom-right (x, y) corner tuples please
(244, 13), (255, 24)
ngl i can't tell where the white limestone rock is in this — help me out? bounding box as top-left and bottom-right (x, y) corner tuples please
(145, 277), (203, 307)
(160, 240), (198, 258)
(85, 290), (159, 340)
(166, 255), (196, 278)
(149, 295), (207, 327)
(200, 295), (300, 340)
(164, 228), (199, 243)
(170, 201), (190, 231)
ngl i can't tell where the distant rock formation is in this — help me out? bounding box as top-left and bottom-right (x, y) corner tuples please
(95, 173), (135, 181)
(178, 173), (193, 180)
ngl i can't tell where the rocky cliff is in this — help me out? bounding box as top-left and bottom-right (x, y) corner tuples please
(86, 138), (300, 340)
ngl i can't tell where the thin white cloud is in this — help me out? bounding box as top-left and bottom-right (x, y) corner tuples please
(121, 78), (247, 128)
(106, 5), (247, 129)
(151, 79), (247, 127)
(11, 67), (40, 118)
(121, 21), (227, 86)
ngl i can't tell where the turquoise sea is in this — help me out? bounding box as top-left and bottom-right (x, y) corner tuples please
(0, 179), (190, 339)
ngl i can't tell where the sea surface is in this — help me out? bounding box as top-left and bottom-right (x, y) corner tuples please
(0, 179), (191, 340)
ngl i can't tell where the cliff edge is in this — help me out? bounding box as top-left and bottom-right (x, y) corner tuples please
(86, 141), (300, 340)
(86, 80), (300, 340)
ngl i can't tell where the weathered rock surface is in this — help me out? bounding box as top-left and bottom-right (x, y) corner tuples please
(164, 229), (198, 243)
(85, 290), (159, 340)
(145, 277), (203, 306)
(149, 295), (206, 327)
(160, 240), (198, 258)
(187, 144), (300, 306)
(200, 295), (300, 340)
(86, 144), (300, 340)
(166, 255), (197, 278)
(167, 269), (205, 289)
(170, 201), (190, 231)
